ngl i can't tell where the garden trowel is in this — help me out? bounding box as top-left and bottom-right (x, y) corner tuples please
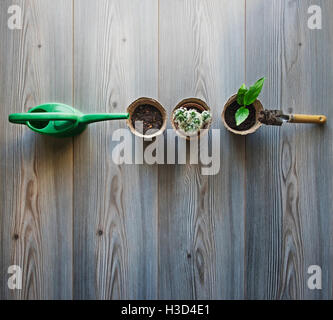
(258, 110), (327, 126)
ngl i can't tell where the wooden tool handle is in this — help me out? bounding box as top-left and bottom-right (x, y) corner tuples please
(290, 114), (327, 124)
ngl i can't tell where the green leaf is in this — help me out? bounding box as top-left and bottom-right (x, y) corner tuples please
(244, 77), (265, 106)
(235, 106), (249, 126)
(237, 84), (248, 106)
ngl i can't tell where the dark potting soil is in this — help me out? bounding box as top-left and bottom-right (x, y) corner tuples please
(224, 101), (256, 131)
(258, 109), (284, 126)
(131, 104), (163, 134)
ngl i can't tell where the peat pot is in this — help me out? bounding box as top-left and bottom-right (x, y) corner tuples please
(127, 97), (167, 139)
(171, 98), (212, 140)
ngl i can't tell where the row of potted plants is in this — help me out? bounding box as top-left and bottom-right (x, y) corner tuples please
(128, 76), (327, 139)
(128, 77), (266, 139)
(8, 77), (326, 138)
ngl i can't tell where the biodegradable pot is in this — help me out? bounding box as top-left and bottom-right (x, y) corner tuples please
(222, 94), (263, 135)
(171, 98), (212, 140)
(127, 97), (167, 138)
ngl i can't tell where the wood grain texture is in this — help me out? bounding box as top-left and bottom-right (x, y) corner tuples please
(1, 0), (332, 300)
(0, 0), (73, 299)
(245, 0), (333, 299)
(158, 0), (245, 299)
(73, 0), (158, 299)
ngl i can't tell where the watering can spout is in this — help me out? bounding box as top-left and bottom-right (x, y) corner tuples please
(79, 113), (129, 124)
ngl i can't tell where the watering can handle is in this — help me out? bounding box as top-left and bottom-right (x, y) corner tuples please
(8, 113), (79, 124)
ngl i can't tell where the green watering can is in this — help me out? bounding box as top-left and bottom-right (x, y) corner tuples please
(8, 103), (129, 137)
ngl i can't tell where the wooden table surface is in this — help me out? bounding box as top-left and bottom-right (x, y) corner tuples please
(1, 0), (332, 300)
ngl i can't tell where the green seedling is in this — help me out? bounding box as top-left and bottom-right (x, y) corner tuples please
(235, 77), (265, 126)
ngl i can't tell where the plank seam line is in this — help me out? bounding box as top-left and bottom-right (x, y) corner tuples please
(244, 0), (247, 300)
(72, 0), (75, 300)
(157, 0), (160, 300)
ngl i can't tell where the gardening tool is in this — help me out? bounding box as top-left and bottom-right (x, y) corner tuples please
(222, 94), (327, 135)
(258, 109), (327, 126)
(8, 103), (129, 137)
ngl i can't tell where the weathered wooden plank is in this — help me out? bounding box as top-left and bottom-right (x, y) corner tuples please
(73, 0), (158, 299)
(158, 0), (245, 299)
(245, 0), (284, 300)
(245, 0), (333, 299)
(0, 0), (73, 299)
